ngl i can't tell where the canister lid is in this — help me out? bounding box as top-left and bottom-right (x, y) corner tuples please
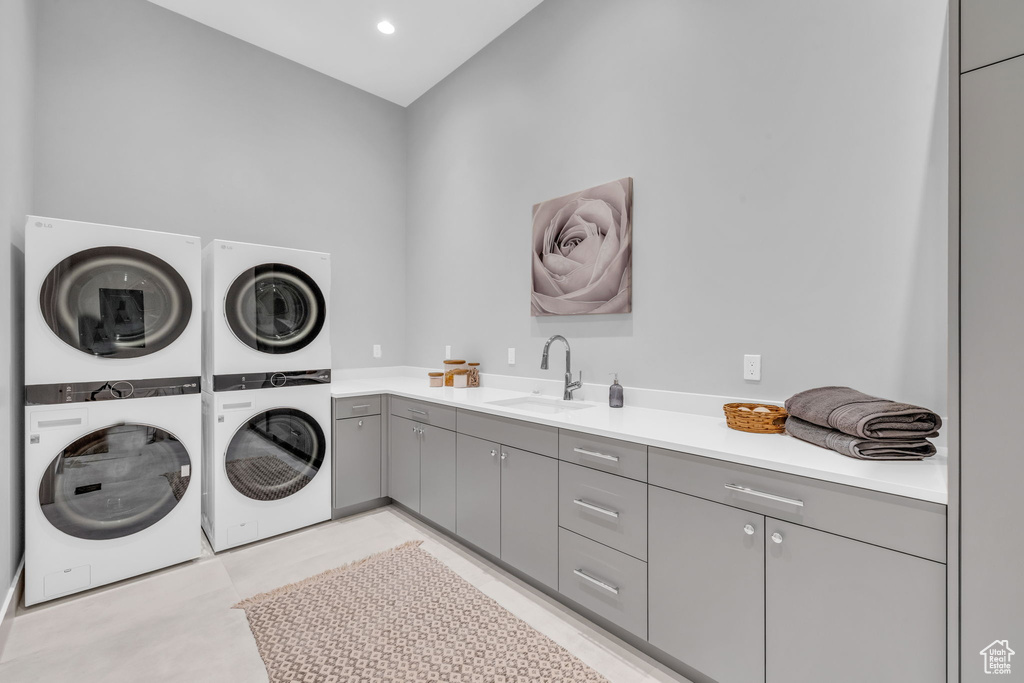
(428, 372), (444, 377)
(453, 369), (470, 375)
(443, 359), (467, 365)
(467, 362), (480, 367)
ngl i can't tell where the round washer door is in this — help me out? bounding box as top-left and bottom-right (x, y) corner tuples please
(223, 263), (325, 354)
(40, 246), (193, 358)
(39, 424), (192, 540)
(224, 408), (326, 501)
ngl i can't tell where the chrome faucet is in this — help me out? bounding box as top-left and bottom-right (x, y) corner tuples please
(541, 334), (582, 400)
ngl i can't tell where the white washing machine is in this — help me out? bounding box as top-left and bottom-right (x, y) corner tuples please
(24, 392), (201, 606)
(202, 240), (330, 388)
(25, 216), (201, 387)
(202, 382), (331, 552)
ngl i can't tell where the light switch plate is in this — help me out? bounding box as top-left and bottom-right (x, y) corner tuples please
(373, 344), (382, 358)
(507, 347), (516, 365)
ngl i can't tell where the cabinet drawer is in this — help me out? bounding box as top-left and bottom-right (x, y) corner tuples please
(457, 409), (557, 457)
(559, 461), (648, 560)
(558, 528), (648, 639)
(390, 396), (456, 431)
(559, 430), (647, 481)
(334, 395), (381, 418)
(649, 447), (946, 563)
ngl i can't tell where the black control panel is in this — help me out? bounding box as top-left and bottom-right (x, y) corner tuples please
(25, 376), (201, 406)
(211, 369), (331, 393)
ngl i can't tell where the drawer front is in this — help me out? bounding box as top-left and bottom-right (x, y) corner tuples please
(558, 528), (648, 639)
(334, 395), (381, 418)
(457, 409), (557, 458)
(649, 447), (946, 563)
(559, 461), (648, 560)
(390, 396), (457, 431)
(559, 430), (647, 481)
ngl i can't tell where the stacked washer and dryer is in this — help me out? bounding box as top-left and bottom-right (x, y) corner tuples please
(23, 219), (334, 605)
(23, 216), (203, 606)
(200, 240), (332, 552)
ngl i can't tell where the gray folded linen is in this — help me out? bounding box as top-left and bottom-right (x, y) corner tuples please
(785, 386), (941, 440)
(786, 416), (936, 460)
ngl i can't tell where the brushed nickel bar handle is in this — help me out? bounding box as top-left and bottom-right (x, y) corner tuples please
(573, 498), (620, 518)
(724, 484), (804, 508)
(573, 569), (619, 595)
(350, 404), (372, 410)
(573, 447), (620, 463)
(407, 408), (428, 416)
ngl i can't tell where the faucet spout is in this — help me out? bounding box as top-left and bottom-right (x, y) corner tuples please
(540, 335), (581, 400)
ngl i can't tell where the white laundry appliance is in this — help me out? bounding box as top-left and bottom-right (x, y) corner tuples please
(201, 381), (331, 552)
(24, 392), (201, 605)
(24, 216), (201, 387)
(202, 240), (330, 389)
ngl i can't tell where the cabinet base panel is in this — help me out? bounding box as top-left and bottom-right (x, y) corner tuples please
(331, 497), (391, 521)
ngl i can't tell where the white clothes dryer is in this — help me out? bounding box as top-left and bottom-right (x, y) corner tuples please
(24, 216), (201, 386)
(202, 240), (330, 387)
(24, 392), (201, 605)
(202, 382), (331, 552)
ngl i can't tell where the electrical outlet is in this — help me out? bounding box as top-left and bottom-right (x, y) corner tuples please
(744, 354), (761, 381)
(445, 345), (452, 360)
(507, 347), (516, 365)
(373, 344), (382, 359)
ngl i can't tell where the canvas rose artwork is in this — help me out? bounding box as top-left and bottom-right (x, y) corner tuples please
(531, 177), (633, 316)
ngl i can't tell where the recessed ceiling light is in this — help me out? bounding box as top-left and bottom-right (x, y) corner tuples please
(377, 20), (395, 35)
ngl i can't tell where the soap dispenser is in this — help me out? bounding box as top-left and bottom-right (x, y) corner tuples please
(609, 373), (623, 408)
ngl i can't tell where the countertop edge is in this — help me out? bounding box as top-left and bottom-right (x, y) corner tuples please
(330, 381), (948, 506)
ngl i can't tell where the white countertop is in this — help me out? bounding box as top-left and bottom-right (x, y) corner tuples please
(331, 375), (948, 505)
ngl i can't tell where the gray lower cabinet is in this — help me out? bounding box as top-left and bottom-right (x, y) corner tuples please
(419, 425), (457, 532)
(649, 486), (765, 683)
(455, 433), (501, 557)
(388, 415), (421, 511)
(765, 520), (945, 683)
(333, 414), (382, 509)
(500, 447), (558, 589)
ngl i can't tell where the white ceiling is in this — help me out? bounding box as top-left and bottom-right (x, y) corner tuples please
(147, 0), (545, 107)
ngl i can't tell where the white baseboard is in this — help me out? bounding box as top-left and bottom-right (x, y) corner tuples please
(0, 557), (25, 660)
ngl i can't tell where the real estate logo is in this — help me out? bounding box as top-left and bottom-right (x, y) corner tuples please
(980, 640), (1015, 675)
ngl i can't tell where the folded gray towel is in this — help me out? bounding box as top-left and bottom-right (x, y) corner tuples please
(786, 416), (936, 460)
(785, 386), (941, 439)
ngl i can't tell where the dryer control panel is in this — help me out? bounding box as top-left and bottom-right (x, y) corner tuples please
(211, 368), (331, 393)
(25, 376), (201, 405)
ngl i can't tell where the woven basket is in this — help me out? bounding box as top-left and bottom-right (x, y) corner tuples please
(723, 403), (788, 434)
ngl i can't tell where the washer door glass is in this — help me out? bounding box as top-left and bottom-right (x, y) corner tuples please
(225, 408), (325, 501)
(39, 424), (192, 540)
(40, 246), (193, 359)
(224, 263), (325, 354)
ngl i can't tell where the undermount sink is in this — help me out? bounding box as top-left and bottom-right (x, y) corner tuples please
(486, 396), (595, 414)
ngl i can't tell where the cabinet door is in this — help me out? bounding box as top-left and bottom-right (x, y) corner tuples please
(649, 487), (765, 683)
(420, 425), (457, 532)
(388, 416), (420, 512)
(333, 415), (381, 509)
(500, 447), (558, 589)
(455, 433), (500, 557)
(961, 55), (1024, 675)
(765, 520), (945, 683)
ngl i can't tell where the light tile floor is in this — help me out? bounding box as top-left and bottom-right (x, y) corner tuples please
(0, 506), (691, 682)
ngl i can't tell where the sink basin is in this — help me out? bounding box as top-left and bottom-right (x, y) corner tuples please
(486, 396), (595, 414)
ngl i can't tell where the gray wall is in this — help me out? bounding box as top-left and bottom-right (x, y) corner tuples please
(0, 0), (33, 602)
(33, 0), (408, 369)
(406, 0), (949, 411)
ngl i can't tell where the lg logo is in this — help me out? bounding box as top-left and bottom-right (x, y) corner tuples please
(34, 221), (53, 229)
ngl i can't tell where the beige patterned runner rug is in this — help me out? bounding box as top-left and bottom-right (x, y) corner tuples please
(235, 541), (609, 682)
